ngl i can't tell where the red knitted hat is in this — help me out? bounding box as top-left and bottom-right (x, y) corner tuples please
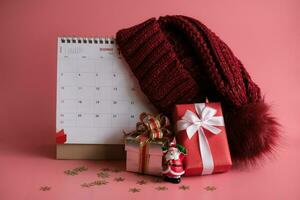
(116, 15), (279, 165)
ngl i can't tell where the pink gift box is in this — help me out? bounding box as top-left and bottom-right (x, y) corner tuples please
(125, 135), (168, 176)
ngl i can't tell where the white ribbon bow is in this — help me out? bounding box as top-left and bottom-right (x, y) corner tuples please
(177, 103), (224, 175)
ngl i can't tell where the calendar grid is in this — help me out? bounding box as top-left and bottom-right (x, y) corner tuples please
(56, 37), (157, 144)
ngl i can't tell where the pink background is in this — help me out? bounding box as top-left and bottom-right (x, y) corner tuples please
(1, 0), (299, 199)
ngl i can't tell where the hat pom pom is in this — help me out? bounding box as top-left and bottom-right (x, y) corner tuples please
(224, 100), (280, 165)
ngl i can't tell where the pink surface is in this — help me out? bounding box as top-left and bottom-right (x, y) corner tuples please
(0, 0), (299, 199)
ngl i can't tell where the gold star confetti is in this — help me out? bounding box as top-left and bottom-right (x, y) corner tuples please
(136, 180), (147, 185)
(129, 188), (141, 193)
(114, 177), (125, 182)
(80, 183), (90, 188)
(39, 186), (51, 191)
(97, 171), (110, 178)
(64, 170), (77, 176)
(64, 166), (88, 176)
(74, 166), (88, 172)
(94, 180), (108, 186)
(81, 180), (108, 188)
(204, 186), (216, 191)
(155, 186), (168, 191)
(179, 185), (190, 190)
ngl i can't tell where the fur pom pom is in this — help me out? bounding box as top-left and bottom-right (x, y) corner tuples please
(224, 101), (280, 166)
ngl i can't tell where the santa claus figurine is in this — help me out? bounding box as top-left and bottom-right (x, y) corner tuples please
(162, 142), (186, 183)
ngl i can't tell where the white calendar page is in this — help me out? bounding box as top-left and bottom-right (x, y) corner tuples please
(56, 37), (157, 144)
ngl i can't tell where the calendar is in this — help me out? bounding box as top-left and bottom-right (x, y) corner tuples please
(56, 37), (157, 144)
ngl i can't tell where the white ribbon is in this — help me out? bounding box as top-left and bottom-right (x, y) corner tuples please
(177, 103), (224, 175)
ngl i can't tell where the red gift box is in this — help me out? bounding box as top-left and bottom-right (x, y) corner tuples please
(174, 103), (232, 176)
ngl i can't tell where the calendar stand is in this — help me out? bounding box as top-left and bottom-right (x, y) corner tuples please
(56, 144), (125, 160)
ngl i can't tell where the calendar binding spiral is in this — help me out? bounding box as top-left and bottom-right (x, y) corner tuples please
(58, 37), (115, 44)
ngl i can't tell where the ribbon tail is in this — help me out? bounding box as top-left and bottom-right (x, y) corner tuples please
(198, 128), (215, 175)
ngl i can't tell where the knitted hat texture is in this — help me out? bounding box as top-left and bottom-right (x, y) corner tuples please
(116, 15), (279, 165)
